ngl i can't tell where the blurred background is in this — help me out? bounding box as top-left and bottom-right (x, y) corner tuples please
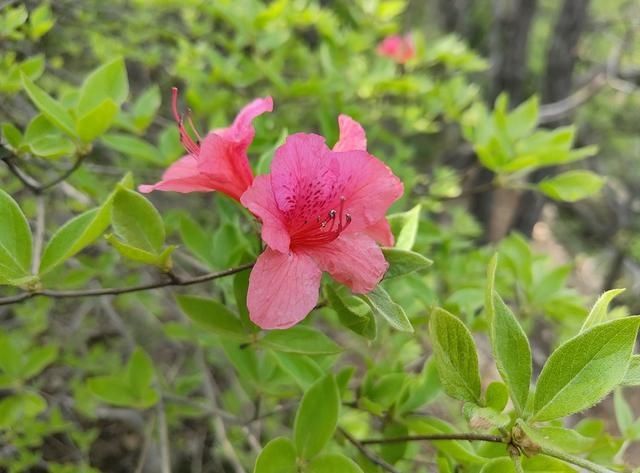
(1, 0), (640, 471)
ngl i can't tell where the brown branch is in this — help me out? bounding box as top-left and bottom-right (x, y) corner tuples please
(359, 433), (504, 445)
(0, 262), (254, 306)
(339, 428), (400, 473)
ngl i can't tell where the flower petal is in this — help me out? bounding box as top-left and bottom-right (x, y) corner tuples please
(333, 114), (367, 152)
(247, 248), (322, 329)
(196, 97), (273, 201)
(365, 218), (395, 247)
(270, 133), (339, 218)
(306, 233), (388, 294)
(240, 175), (290, 253)
(138, 155), (217, 193)
(196, 133), (254, 201)
(336, 150), (404, 233)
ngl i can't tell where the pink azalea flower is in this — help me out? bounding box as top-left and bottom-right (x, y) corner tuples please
(376, 34), (415, 64)
(139, 88), (273, 202)
(241, 118), (403, 329)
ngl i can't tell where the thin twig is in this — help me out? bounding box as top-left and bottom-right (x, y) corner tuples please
(196, 348), (246, 473)
(539, 445), (615, 473)
(0, 262), (254, 306)
(31, 195), (46, 274)
(359, 433), (504, 445)
(339, 428), (400, 473)
(156, 400), (172, 473)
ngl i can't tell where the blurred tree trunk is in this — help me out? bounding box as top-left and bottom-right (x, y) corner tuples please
(471, 0), (538, 241)
(511, 0), (591, 236)
(437, 0), (473, 36)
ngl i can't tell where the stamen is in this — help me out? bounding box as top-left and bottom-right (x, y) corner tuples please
(290, 196), (353, 248)
(171, 87), (201, 156)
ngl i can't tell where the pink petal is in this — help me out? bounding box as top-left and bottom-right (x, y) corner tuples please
(240, 175), (290, 253)
(365, 218), (395, 247)
(377, 34), (415, 64)
(197, 133), (254, 201)
(138, 155), (217, 193)
(270, 133), (339, 217)
(333, 114), (367, 152)
(335, 150), (404, 233)
(196, 97), (273, 201)
(305, 233), (388, 293)
(247, 248), (322, 329)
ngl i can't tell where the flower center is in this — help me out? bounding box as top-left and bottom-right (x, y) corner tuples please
(172, 87), (202, 156)
(290, 197), (352, 249)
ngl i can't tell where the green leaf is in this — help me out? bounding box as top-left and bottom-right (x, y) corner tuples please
(131, 85), (161, 132)
(382, 248), (433, 279)
(76, 58), (129, 116)
(538, 171), (605, 202)
(388, 204), (421, 250)
(532, 317), (640, 421)
(177, 295), (249, 343)
(507, 95), (538, 140)
(76, 98), (119, 142)
(516, 421), (593, 455)
(429, 308), (481, 403)
(0, 189), (32, 283)
(294, 373), (340, 459)
(126, 348), (155, 400)
(271, 351), (324, 390)
(28, 134), (76, 159)
(326, 285), (376, 340)
(522, 456), (577, 472)
(614, 388), (633, 437)
(485, 381), (509, 412)
(0, 392), (47, 429)
(21, 73), (76, 137)
(307, 453), (364, 473)
(253, 437), (297, 473)
(260, 326), (342, 355)
(1, 122), (23, 150)
(111, 188), (165, 253)
(23, 345), (58, 380)
(479, 457), (514, 473)
(40, 207), (111, 275)
(405, 416), (489, 464)
(361, 285), (413, 332)
(101, 133), (161, 164)
(581, 288), (625, 332)
(621, 355), (640, 386)
(490, 293), (531, 414)
(106, 235), (174, 268)
(87, 376), (139, 408)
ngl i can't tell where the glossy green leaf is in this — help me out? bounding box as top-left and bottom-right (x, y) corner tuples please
(106, 235), (174, 268)
(40, 207), (110, 275)
(429, 308), (481, 403)
(614, 389), (633, 437)
(485, 381), (509, 412)
(76, 98), (119, 142)
(21, 73), (76, 137)
(294, 373), (340, 459)
(126, 347), (155, 400)
(253, 437), (297, 473)
(307, 453), (364, 473)
(28, 134), (75, 159)
(76, 58), (129, 116)
(326, 284), (376, 339)
(532, 317), (640, 421)
(131, 85), (161, 131)
(479, 457), (514, 473)
(388, 204), (421, 250)
(522, 456), (576, 472)
(382, 247), (433, 279)
(111, 188), (165, 253)
(23, 345), (58, 380)
(271, 351), (324, 390)
(0, 189), (32, 283)
(580, 288), (625, 332)
(361, 285), (413, 332)
(260, 326), (342, 355)
(177, 295), (249, 342)
(1, 122), (22, 150)
(538, 170), (604, 202)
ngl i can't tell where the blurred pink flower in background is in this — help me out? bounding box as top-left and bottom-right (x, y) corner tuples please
(241, 117), (403, 330)
(376, 34), (415, 64)
(139, 88), (273, 201)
